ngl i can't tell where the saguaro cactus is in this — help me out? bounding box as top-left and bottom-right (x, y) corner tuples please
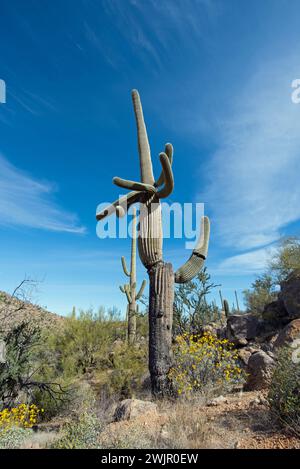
(120, 207), (146, 344)
(223, 299), (230, 318)
(96, 90), (210, 396)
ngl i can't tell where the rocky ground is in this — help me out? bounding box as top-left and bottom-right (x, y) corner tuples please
(97, 391), (300, 449)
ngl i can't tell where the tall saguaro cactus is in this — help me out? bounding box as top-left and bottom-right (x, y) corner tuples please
(120, 207), (146, 344)
(96, 90), (210, 396)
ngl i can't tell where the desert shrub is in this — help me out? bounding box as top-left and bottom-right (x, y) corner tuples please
(243, 273), (277, 317)
(0, 426), (32, 449)
(0, 321), (65, 409)
(268, 347), (300, 436)
(53, 411), (101, 449)
(100, 343), (148, 398)
(48, 307), (124, 378)
(0, 404), (43, 429)
(268, 237), (300, 284)
(173, 268), (221, 336)
(169, 332), (245, 398)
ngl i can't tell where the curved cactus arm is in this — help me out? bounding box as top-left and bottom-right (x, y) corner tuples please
(154, 143), (173, 188)
(121, 256), (130, 277)
(136, 279), (146, 300)
(119, 285), (125, 293)
(96, 191), (141, 221)
(131, 89), (155, 185)
(175, 216), (210, 284)
(113, 177), (156, 194)
(157, 152), (174, 199)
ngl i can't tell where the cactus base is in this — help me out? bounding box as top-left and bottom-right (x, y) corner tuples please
(148, 261), (174, 397)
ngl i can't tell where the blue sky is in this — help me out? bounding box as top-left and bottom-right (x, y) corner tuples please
(0, 0), (300, 315)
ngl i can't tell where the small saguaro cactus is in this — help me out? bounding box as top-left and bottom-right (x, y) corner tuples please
(223, 299), (230, 318)
(119, 207), (146, 344)
(96, 90), (210, 396)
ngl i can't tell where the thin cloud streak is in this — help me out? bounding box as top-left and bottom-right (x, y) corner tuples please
(0, 154), (86, 233)
(215, 246), (277, 275)
(202, 55), (300, 253)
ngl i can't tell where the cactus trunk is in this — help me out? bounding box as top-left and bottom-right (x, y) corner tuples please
(148, 261), (174, 397)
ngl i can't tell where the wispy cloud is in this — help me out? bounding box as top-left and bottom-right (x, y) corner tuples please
(8, 88), (57, 116)
(99, 0), (217, 70)
(0, 154), (86, 233)
(202, 55), (300, 253)
(216, 245), (277, 275)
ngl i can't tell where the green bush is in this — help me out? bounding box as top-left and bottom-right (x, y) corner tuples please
(47, 307), (125, 379)
(0, 427), (32, 449)
(108, 343), (148, 398)
(268, 347), (300, 436)
(53, 412), (101, 449)
(173, 268), (221, 336)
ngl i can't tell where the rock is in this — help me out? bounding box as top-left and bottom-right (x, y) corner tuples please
(280, 271), (300, 319)
(216, 326), (227, 340)
(199, 324), (218, 337)
(262, 299), (287, 321)
(227, 314), (260, 345)
(273, 319), (300, 348)
(249, 396), (268, 407)
(114, 399), (157, 422)
(238, 348), (252, 366)
(111, 338), (124, 351)
(245, 350), (275, 391)
(207, 395), (228, 406)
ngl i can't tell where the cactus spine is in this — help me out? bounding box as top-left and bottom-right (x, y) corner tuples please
(120, 207), (146, 344)
(96, 90), (210, 396)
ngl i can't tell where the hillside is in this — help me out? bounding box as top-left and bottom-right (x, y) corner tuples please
(0, 290), (63, 333)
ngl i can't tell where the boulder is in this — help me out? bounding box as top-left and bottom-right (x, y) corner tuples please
(262, 299), (287, 320)
(237, 348), (252, 366)
(227, 314), (260, 345)
(280, 271), (300, 319)
(244, 350), (275, 391)
(114, 399), (157, 422)
(273, 319), (300, 349)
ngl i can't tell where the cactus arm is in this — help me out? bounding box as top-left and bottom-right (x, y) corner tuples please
(113, 177), (156, 194)
(131, 89), (155, 185)
(154, 143), (173, 188)
(124, 285), (132, 303)
(157, 152), (174, 199)
(96, 191), (141, 221)
(136, 279), (146, 300)
(120, 284), (132, 303)
(175, 216), (210, 284)
(121, 257), (130, 277)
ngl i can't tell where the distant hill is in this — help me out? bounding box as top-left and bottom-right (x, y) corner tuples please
(0, 290), (63, 334)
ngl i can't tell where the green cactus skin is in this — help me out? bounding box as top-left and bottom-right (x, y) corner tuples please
(119, 207), (146, 344)
(223, 299), (230, 318)
(96, 90), (210, 396)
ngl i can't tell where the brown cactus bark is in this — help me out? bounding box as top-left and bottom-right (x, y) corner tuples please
(148, 262), (174, 396)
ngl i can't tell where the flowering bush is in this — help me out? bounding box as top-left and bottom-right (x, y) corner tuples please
(0, 404), (44, 429)
(168, 332), (246, 397)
